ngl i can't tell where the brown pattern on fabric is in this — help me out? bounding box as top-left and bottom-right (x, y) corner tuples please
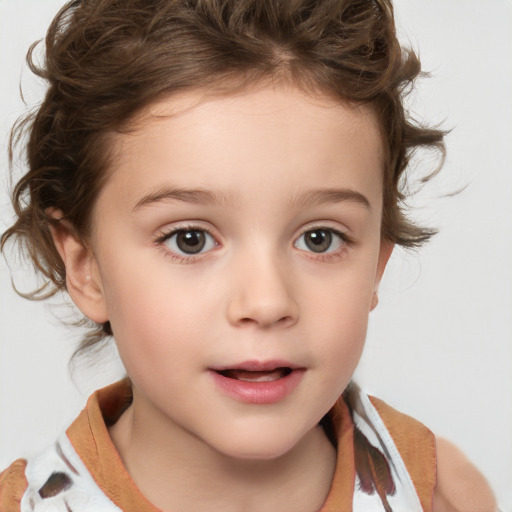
(354, 426), (395, 512)
(38, 472), (72, 498)
(343, 382), (396, 511)
(56, 442), (79, 475)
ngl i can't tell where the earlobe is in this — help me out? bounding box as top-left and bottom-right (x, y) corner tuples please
(370, 290), (379, 310)
(371, 241), (394, 311)
(47, 209), (109, 324)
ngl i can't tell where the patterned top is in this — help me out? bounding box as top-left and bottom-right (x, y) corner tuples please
(0, 380), (436, 511)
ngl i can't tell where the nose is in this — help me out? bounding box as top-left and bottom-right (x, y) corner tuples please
(226, 252), (299, 329)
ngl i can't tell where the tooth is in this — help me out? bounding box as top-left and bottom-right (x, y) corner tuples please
(239, 371), (279, 382)
(224, 368), (287, 382)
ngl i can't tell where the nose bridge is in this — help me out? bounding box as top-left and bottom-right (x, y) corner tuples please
(226, 242), (299, 328)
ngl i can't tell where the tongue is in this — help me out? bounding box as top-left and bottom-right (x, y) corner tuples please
(221, 368), (288, 382)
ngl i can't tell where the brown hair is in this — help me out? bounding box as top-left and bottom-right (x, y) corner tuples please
(1, 0), (445, 352)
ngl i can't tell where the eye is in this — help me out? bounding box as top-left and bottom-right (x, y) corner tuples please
(162, 228), (217, 255)
(294, 228), (346, 254)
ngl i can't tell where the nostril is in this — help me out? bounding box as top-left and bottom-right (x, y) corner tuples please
(237, 315), (295, 328)
(277, 315), (295, 326)
(239, 317), (257, 325)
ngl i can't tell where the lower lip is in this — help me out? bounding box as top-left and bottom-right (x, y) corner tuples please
(209, 369), (305, 404)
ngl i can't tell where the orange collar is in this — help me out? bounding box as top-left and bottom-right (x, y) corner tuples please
(66, 379), (356, 512)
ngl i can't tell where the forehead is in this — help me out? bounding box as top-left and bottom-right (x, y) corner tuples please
(100, 84), (384, 214)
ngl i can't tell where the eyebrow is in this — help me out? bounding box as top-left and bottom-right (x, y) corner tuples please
(131, 187), (235, 212)
(131, 186), (371, 212)
(291, 188), (371, 210)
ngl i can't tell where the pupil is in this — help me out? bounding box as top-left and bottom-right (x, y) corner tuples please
(176, 230), (205, 254)
(305, 230), (331, 253)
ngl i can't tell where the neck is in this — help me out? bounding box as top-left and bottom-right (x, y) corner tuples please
(109, 392), (337, 512)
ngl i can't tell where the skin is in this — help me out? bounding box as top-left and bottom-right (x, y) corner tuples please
(50, 84), (496, 512)
(433, 438), (497, 512)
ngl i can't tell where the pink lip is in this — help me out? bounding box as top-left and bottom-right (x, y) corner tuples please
(210, 359), (301, 372)
(208, 360), (305, 405)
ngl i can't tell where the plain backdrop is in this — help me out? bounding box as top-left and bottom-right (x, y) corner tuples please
(1, 0), (511, 509)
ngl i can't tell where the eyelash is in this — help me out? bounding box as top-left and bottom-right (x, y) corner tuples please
(154, 224), (218, 264)
(294, 226), (352, 263)
(154, 224), (352, 263)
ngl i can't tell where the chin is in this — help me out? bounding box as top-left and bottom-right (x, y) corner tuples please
(211, 430), (303, 461)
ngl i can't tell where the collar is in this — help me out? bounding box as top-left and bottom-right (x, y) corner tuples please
(66, 379), (355, 512)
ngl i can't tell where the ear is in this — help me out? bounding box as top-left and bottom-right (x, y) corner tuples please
(47, 209), (109, 324)
(370, 241), (394, 311)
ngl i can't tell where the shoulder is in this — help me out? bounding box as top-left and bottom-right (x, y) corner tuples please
(0, 459), (28, 512)
(368, 397), (498, 512)
(433, 437), (497, 512)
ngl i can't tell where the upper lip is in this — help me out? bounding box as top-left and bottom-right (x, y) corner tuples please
(209, 360), (303, 372)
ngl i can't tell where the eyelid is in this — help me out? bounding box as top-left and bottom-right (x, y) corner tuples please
(155, 222), (217, 241)
(295, 221), (351, 241)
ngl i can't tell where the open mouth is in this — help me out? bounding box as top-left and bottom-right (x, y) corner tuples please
(209, 362), (304, 403)
(215, 367), (293, 382)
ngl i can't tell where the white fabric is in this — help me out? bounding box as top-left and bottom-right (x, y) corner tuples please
(21, 433), (121, 512)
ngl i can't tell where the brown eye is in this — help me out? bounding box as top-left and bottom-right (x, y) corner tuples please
(176, 230), (206, 254)
(304, 230), (331, 252)
(294, 228), (345, 254)
(163, 229), (216, 255)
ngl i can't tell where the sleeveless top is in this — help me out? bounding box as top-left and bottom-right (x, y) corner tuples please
(0, 379), (436, 511)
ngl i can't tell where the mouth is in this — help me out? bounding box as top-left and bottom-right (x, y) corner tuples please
(215, 367), (293, 382)
(208, 361), (305, 404)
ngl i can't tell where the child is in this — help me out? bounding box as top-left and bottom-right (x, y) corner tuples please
(0, 0), (500, 511)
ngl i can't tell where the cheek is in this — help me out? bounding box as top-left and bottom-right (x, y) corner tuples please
(302, 260), (376, 325)
(99, 261), (217, 362)
(301, 262), (376, 365)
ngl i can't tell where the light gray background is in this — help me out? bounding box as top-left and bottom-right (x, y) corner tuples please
(1, 1), (511, 509)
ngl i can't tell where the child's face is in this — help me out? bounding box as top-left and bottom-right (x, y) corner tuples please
(81, 84), (391, 459)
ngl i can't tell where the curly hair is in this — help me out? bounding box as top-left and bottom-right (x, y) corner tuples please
(1, 0), (445, 352)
